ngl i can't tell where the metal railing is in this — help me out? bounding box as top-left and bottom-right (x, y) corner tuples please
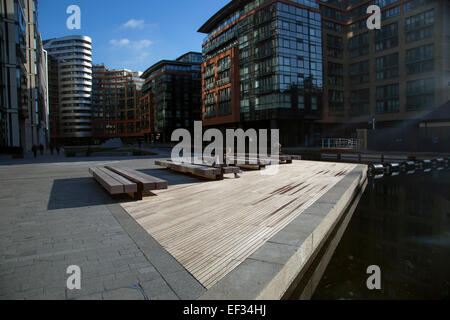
(322, 138), (363, 150)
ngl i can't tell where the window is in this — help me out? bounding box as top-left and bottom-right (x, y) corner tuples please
(406, 78), (434, 110)
(326, 34), (343, 58)
(328, 90), (344, 116)
(349, 32), (369, 58)
(327, 62), (343, 86)
(324, 21), (343, 32)
(375, 53), (399, 80)
(350, 88), (370, 116)
(406, 44), (434, 74)
(405, 9), (434, 43)
(376, 84), (399, 113)
(375, 22), (398, 51)
(218, 101), (231, 116)
(218, 87), (231, 102)
(374, 0), (399, 8)
(404, 0), (435, 12)
(382, 6), (400, 19)
(349, 61), (370, 84)
(217, 56), (231, 71)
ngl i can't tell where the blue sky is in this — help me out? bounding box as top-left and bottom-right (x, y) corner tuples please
(38, 0), (230, 72)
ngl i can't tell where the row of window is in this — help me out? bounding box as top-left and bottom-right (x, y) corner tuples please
(328, 77), (435, 115)
(328, 43), (434, 86)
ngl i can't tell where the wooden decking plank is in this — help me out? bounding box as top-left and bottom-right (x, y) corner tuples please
(121, 161), (359, 288)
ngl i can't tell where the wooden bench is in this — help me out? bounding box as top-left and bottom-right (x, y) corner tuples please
(225, 155), (271, 170)
(89, 166), (168, 200)
(236, 154), (301, 164)
(193, 156), (241, 177)
(89, 167), (137, 195)
(155, 160), (225, 180)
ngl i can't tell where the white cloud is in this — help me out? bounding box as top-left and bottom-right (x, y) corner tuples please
(109, 39), (152, 49)
(109, 39), (131, 47)
(134, 39), (152, 49)
(122, 19), (145, 29)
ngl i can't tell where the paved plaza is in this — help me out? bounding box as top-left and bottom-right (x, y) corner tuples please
(0, 149), (366, 300)
(0, 150), (206, 300)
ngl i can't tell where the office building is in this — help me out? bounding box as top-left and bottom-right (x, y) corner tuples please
(199, 0), (449, 149)
(44, 35), (93, 144)
(140, 52), (202, 142)
(198, 0), (324, 146)
(0, 0), (49, 152)
(318, 0), (450, 150)
(47, 54), (59, 141)
(91, 65), (147, 141)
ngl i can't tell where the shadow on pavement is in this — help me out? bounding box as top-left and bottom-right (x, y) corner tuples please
(47, 177), (133, 210)
(47, 169), (203, 210)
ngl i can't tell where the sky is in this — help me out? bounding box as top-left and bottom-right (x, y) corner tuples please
(37, 0), (230, 72)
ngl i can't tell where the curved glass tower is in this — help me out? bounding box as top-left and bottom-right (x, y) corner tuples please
(44, 35), (93, 140)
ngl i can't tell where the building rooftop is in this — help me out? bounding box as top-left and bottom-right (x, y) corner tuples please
(176, 51), (202, 62)
(140, 56), (201, 80)
(197, 0), (252, 34)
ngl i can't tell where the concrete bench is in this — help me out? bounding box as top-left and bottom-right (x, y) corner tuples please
(89, 166), (168, 200)
(155, 160), (225, 180)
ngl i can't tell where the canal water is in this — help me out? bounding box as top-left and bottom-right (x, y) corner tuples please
(312, 169), (450, 300)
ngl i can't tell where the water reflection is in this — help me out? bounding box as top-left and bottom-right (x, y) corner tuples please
(312, 170), (450, 300)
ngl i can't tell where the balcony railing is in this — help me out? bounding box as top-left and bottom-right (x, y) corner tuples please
(322, 138), (363, 150)
(255, 86), (274, 95)
(204, 69), (215, 78)
(254, 49), (275, 60)
(216, 77), (230, 87)
(218, 95), (231, 102)
(204, 83), (215, 91)
(255, 31), (274, 42)
(256, 67), (274, 77)
(217, 63), (231, 73)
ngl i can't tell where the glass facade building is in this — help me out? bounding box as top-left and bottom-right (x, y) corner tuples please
(140, 52), (202, 142)
(319, 0), (450, 150)
(199, 0), (324, 146)
(1, 0), (49, 152)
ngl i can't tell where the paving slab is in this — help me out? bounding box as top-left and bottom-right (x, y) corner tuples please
(0, 156), (198, 300)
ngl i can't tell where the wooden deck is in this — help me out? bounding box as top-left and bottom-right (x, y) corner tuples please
(121, 161), (358, 289)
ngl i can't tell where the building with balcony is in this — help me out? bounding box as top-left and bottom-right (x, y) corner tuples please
(44, 35), (93, 144)
(318, 0), (450, 151)
(0, 0), (49, 152)
(47, 54), (59, 141)
(140, 52), (202, 142)
(198, 0), (324, 146)
(91, 65), (147, 141)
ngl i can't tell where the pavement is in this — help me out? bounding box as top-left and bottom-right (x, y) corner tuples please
(0, 149), (367, 300)
(0, 149), (205, 300)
